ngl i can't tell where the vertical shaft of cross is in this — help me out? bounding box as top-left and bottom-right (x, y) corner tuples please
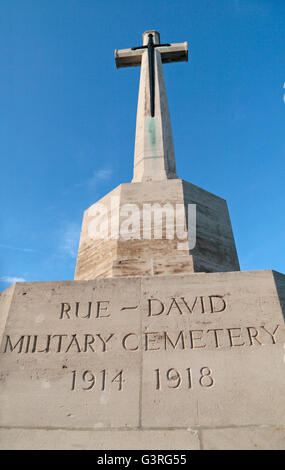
(132, 31), (177, 182)
(115, 30), (188, 183)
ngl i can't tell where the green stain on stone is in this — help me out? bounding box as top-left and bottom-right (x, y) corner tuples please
(148, 118), (156, 147)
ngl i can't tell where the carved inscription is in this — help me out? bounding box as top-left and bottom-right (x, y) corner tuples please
(154, 367), (214, 390)
(60, 301), (110, 319)
(2, 324), (282, 354)
(57, 294), (227, 321)
(1, 292), (284, 397)
(1, 286), (284, 404)
(71, 369), (124, 391)
(2, 333), (114, 353)
(68, 367), (215, 392)
(148, 296), (227, 316)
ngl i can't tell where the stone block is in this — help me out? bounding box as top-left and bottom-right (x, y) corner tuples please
(201, 426), (285, 450)
(0, 428), (200, 450)
(0, 270), (284, 451)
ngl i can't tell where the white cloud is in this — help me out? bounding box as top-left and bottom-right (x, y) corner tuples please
(1, 276), (26, 284)
(87, 168), (113, 188)
(75, 168), (113, 189)
(0, 243), (36, 253)
(95, 168), (113, 180)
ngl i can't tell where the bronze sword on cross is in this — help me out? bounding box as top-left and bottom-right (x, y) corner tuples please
(115, 31), (188, 118)
(131, 33), (171, 117)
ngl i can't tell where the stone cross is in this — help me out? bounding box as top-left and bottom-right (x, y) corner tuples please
(115, 31), (188, 183)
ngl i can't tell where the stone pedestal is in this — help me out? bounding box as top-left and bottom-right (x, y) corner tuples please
(75, 179), (240, 280)
(0, 270), (284, 449)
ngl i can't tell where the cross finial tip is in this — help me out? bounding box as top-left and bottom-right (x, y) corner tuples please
(142, 30), (160, 45)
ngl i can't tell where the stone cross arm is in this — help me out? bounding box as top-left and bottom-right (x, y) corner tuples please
(115, 42), (188, 69)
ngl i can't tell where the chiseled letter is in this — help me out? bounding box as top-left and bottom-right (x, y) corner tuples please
(148, 299), (164, 317)
(166, 298), (183, 315)
(3, 335), (25, 353)
(207, 328), (224, 348)
(247, 326), (262, 346)
(209, 295), (226, 313)
(164, 331), (185, 350)
(60, 303), (71, 319)
(96, 333), (114, 352)
(96, 301), (110, 318)
(65, 334), (81, 353)
(75, 302), (92, 319)
(122, 333), (139, 351)
(227, 328), (245, 347)
(84, 334), (95, 352)
(145, 332), (160, 351)
(189, 330), (206, 349)
(261, 325), (280, 344)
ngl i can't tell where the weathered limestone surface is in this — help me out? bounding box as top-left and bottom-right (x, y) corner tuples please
(75, 179), (239, 280)
(0, 270), (284, 449)
(0, 428), (200, 450)
(0, 284), (15, 343)
(0, 426), (284, 450)
(200, 426), (285, 450)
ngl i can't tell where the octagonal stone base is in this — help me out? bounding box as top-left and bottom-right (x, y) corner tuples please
(75, 179), (240, 280)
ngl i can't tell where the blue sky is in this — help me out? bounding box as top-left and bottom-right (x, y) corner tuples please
(1, 0), (285, 291)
